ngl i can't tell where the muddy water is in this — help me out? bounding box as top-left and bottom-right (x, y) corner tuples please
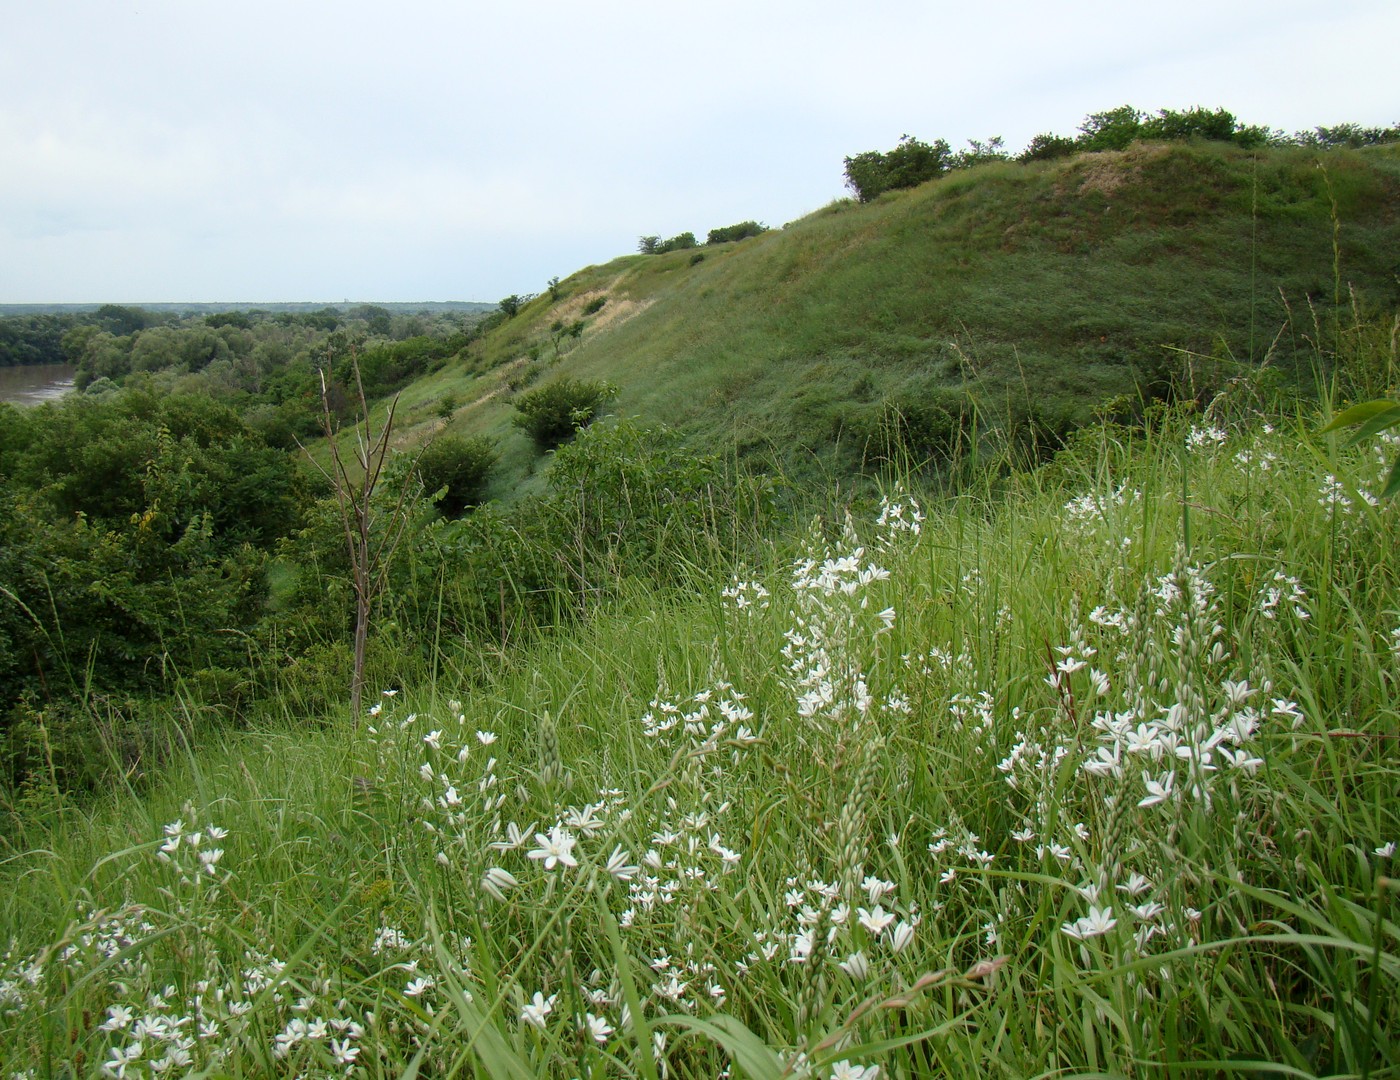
(0, 363), (77, 405)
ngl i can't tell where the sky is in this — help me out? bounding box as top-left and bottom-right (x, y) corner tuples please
(1, 1), (1396, 305)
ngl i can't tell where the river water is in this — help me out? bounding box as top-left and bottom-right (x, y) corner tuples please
(0, 363), (77, 405)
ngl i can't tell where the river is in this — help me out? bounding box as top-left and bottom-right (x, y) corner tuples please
(0, 363), (78, 405)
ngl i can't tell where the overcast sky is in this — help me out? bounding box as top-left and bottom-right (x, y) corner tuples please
(2, 1), (1396, 304)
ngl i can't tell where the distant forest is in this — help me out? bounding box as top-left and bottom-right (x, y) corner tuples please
(0, 302), (491, 370)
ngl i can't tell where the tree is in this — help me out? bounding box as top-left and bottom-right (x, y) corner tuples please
(1076, 105), (1144, 152)
(949, 137), (1008, 170)
(1018, 133), (1078, 163)
(843, 135), (952, 202)
(299, 352), (416, 717)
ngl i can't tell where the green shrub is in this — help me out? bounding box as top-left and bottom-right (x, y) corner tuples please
(1017, 132), (1078, 163)
(640, 233), (699, 255)
(843, 135), (952, 202)
(414, 434), (499, 515)
(705, 220), (767, 245)
(512, 377), (618, 449)
(582, 296), (607, 316)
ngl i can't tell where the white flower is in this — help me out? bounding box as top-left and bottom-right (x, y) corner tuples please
(481, 866), (519, 900)
(1139, 771), (1176, 807)
(404, 975), (435, 997)
(100, 1004), (134, 1031)
(330, 1038), (360, 1065)
(1061, 905), (1118, 940)
(604, 845), (640, 881)
(889, 920), (916, 953)
(1376, 841), (1397, 859)
(857, 905), (896, 936)
(527, 826), (578, 871)
(520, 991), (555, 1029)
(829, 1060), (880, 1080)
(839, 951), (870, 980)
(1117, 872), (1153, 897)
(585, 1013), (613, 1044)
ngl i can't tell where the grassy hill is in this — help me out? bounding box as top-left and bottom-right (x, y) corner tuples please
(3, 135), (1399, 1078)
(380, 140), (1399, 492)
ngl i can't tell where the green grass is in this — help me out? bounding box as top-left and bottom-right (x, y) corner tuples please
(4, 383), (1397, 1077)
(370, 141), (1400, 495)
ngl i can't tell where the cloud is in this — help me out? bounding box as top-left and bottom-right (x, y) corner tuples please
(2, 0), (1397, 301)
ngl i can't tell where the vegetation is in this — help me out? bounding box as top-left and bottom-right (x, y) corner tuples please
(2, 390), (1396, 1076)
(1, 101), (1399, 1078)
(843, 105), (1397, 199)
(707, 220), (769, 245)
(512, 377), (619, 449)
(639, 232), (700, 255)
(844, 134), (953, 202)
(414, 433), (500, 514)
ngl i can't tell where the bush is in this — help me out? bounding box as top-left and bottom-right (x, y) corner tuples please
(843, 135), (952, 202)
(414, 435), (499, 515)
(639, 233), (699, 255)
(512, 377), (618, 449)
(1017, 133), (1078, 163)
(582, 296), (607, 316)
(705, 221), (767, 245)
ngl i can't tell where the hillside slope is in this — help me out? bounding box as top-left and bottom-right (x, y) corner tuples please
(388, 140), (1400, 490)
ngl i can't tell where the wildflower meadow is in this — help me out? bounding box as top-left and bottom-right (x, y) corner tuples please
(2, 398), (1397, 1078)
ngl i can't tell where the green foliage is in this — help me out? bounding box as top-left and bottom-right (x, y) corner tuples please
(414, 434), (500, 515)
(1077, 105), (1279, 154)
(582, 296), (607, 316)
(640, 232), (699, 255)
(843, 134), (952, 202)
(512, 377), (618, 449)
(543, 418), (769, 580)
(1321, 399), (1400, 498)
(350, 335), (458, 398)
(1076, 104), (1147, 151)
(1295, 122), (1400, 149)
(706, 220), (768, 245)
(0, 389), (300, 778)
(859, 389), (977, 466)
(0, 313), (77, 366)
(1017, 132), (1078, 163)
(949, 136), (1009, 170)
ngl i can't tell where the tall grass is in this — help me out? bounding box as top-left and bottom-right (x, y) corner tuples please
(2, 386), (1397, 1077)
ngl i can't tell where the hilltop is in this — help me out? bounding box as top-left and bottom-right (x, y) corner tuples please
(387, 138), (1400, 492)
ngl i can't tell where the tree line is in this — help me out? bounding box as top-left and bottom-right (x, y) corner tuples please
(842, 105), (1400, 202)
